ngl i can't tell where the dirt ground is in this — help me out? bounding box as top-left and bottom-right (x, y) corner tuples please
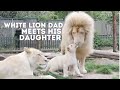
(0, 53), (119, 79)
(75, 58), (119, 79)
(74, 72), (119, 79)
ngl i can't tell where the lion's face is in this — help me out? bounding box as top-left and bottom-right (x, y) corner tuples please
(24, 47), (48, 67)
(66, 44), (77, 53)
(71, 26), (87, 47)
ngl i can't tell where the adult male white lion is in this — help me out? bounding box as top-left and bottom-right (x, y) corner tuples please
(0, 47), (49, 79)
(61, 11), (95, 74)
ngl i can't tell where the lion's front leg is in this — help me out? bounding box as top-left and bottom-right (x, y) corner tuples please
(74, 65), (84, 77)
(78, 57), (87, 74)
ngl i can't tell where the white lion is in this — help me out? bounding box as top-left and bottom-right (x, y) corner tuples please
(44, 44), (83, 77)
(61, 11), (95, 74)
(0, 47), (49, 79)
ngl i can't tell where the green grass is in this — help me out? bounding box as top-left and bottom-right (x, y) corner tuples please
(85, 60), (96, 72)
(112, 76), (119, 79)
(95, 64), (119, 72)
(85, 59), (119, 74)
(44, 72), (72, 79)
(36, 68), (72, 79)
(35, 59), (119, 78)
(107, 64), (119, 72)
(96, 66), (112, 74)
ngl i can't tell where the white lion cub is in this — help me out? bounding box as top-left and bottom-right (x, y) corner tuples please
(44, 44), (83, 77)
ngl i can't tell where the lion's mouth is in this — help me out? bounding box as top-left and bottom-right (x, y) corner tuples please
(75, 45), (79, 48)
(75, 43), (80, 48)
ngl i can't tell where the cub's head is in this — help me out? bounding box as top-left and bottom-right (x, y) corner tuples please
(66, 44), (78, 53)
(24, 47), (48, 68)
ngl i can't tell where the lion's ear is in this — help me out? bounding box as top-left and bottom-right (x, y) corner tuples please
(24, 47), (31, 53)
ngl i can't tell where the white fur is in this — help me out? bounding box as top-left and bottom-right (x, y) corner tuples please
(0, 47), (48, 79)
(61, 11), (95, 74)
(45, 44), (83, 77)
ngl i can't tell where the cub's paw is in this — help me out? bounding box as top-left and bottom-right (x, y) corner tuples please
(77, 73), (84, 77)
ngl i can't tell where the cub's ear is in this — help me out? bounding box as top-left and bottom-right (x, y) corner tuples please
(67, 47), (70, 52)
(24, 47), (31, 53)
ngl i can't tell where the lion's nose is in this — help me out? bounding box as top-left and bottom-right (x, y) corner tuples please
(75, 42), (81, 48)
(75, 42), (79, 46)
(45, 59), (48, 62)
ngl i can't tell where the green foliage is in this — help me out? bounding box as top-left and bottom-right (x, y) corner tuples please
(35, 66), (71, 79)
(85, 60), (96, 72)
(94, 33), (103, 49)
(85, 60), (119, 74)
(106, 64), (119, 72)
(54, 11), (69, 19)
(35, 60), (119, 78)
(94, 33), (113, 49)
(96, 66), (112, 74)
(112, 76), (119, 79)
(15, 11), (59, 20)
(0, 11), (17, 18)
(1, 11), (118, 24)
(0, 11), (119, 24)
(44, 72), (71, 79)
(38, 12), (58, 20)
(86, 11), (119, 23)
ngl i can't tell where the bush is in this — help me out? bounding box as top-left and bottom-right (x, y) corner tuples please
(94, 33), (103, 49)
(94, 33), (113, 49)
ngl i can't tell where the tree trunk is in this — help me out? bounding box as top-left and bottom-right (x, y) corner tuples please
(112, 11), (117, 52)
(44, 50), (119, 60)
(89, 50), (119, 60)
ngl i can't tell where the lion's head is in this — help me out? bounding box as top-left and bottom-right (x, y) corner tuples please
(64, 11), (94, 48)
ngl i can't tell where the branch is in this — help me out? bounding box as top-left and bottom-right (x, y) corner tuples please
(89, 50), (119, 60)
(44, 50), (119, 60)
